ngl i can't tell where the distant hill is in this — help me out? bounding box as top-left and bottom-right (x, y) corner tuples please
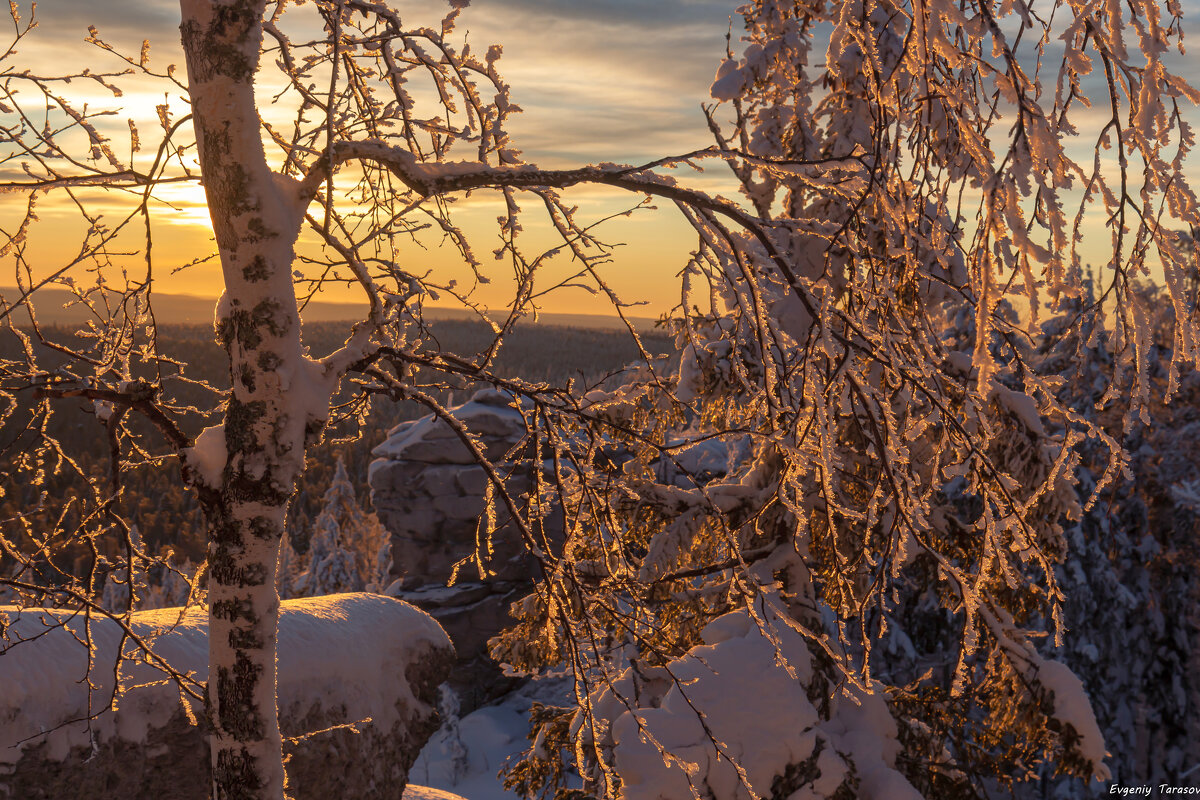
(0, 287), (659, 331)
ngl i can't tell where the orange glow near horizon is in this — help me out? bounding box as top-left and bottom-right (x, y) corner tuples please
(2, 179), (708, 318)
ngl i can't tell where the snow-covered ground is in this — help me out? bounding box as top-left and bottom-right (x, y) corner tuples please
(407, 679), (577, 800)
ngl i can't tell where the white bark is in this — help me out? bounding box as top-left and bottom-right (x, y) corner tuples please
(178, 2), (334, 798)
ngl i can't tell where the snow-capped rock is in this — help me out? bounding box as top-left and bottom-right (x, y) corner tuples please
(1, 594), (454, 800)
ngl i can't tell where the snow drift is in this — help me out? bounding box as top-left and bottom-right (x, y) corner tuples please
(589, 599), (924, 800)
(0, 593), (454, 800)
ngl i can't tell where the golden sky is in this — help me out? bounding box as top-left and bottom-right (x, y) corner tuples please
(1, 1), (744, 320)
(2, 0), (1198, 321)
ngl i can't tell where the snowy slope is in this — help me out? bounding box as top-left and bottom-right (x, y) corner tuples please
(408, 686), (544, 800)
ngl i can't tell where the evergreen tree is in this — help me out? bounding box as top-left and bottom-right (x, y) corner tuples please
(1036, 283), (1200, 793)
(292, 459), (388, 597)
(140, 559), (201, 611)
(276, 530), (302, 601)
(99, 563), (132, 615)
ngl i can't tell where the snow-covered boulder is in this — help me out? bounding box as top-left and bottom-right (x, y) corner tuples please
(403, 787), (471, 800)
(0, 593), (454, 800)
(385, 580), (528, 710)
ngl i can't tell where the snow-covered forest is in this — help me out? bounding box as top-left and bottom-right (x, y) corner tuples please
(1, 0), (1198, 798)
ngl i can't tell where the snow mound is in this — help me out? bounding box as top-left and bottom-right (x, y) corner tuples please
(0, 593), (453, 768)
(591, 600), (923, 800)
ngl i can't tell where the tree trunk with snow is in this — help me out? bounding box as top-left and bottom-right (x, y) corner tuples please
(179, 2), (328, 798)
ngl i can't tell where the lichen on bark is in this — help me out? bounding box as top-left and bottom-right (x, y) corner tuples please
(179, 2), (319, 798)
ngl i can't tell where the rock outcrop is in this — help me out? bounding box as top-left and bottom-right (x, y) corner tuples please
(369, 389), (542, 588)
(0, 594), (454, 800)
(369, 389), (554, 709)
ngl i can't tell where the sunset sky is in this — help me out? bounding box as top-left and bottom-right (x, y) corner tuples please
(1, 0), (744, 319)
(2, 0), (1199, 319)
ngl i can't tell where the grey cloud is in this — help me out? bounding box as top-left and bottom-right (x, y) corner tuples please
(455, 0), (739, 163)
(461, 0), (739, 30)
(30, 0), (181, 42)
(509, 103), (717, 165)
(463, 0), (739, 88)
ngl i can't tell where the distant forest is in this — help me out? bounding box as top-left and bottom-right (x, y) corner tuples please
(0, 320), (674, 567)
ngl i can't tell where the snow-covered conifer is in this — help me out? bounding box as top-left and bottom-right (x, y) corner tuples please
(140, 559), (202, 611)
(276, 530), (302, 601)
(1034, 283), (1200, 793)
(292, 458), (389, 596)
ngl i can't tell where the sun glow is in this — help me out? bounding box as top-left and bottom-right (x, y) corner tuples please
(149, 181), (214, 228)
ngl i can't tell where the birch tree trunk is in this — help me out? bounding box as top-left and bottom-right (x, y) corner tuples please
(178, 2), (319, 798)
